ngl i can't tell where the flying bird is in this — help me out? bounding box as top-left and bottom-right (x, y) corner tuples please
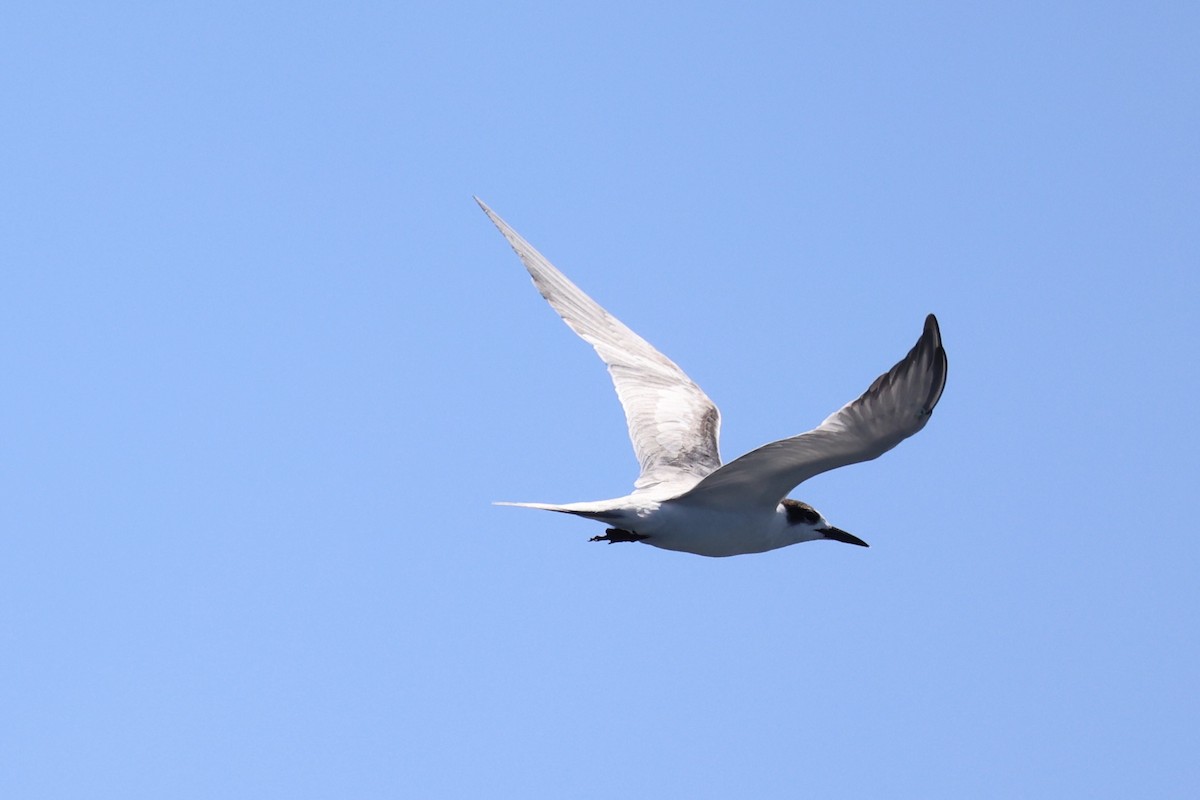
(479, 198), (947, 557)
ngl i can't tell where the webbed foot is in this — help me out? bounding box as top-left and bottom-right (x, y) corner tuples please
(589, 528), (648, 544)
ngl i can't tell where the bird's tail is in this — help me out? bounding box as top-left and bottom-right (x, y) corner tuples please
(494, 500), (628, 522)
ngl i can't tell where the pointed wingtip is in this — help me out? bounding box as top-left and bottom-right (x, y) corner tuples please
(474, 196), (509, 232)
(922, 313), (944, 351)
(921, 313), (947, 413)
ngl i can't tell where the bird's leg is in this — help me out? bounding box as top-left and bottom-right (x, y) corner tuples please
(589, 528), (648, 544)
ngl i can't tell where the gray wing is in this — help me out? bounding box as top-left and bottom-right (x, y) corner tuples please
(673, 315), (947, 510)
(478, 198), (722, 493)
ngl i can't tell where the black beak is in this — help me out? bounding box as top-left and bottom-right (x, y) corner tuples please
(820, 526), (870, 548)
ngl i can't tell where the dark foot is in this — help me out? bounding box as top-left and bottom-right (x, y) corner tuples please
(589, 528), (648, 544)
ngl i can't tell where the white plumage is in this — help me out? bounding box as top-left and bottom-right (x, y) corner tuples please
(480, 198), (947, 557)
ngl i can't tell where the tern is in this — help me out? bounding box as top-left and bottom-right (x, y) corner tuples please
(479, 198), (947, 557)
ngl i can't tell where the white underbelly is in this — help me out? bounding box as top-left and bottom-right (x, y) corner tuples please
(637, 504), (785, 557)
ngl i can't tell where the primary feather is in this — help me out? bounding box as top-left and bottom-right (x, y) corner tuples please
(477, 197), (722, 495)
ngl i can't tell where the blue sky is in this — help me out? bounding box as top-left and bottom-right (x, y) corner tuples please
(2, 2), (1197, 797)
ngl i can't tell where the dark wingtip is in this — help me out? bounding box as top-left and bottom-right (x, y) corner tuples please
(924, 314), (947, 413)
(923, 313), (941, 345)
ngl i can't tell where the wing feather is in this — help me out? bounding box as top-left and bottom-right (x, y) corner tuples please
(673, 315), (947, 510)
(478, 198), (722, 492)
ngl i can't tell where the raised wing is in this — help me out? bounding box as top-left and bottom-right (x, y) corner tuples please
(478, 198), (722, 493)
(673, 314), (947, 510)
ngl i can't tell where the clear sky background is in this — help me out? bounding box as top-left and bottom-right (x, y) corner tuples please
(2, 2), (1197, 798)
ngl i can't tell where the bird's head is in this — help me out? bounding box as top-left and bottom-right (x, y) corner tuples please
(780, 498), (870, 548)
